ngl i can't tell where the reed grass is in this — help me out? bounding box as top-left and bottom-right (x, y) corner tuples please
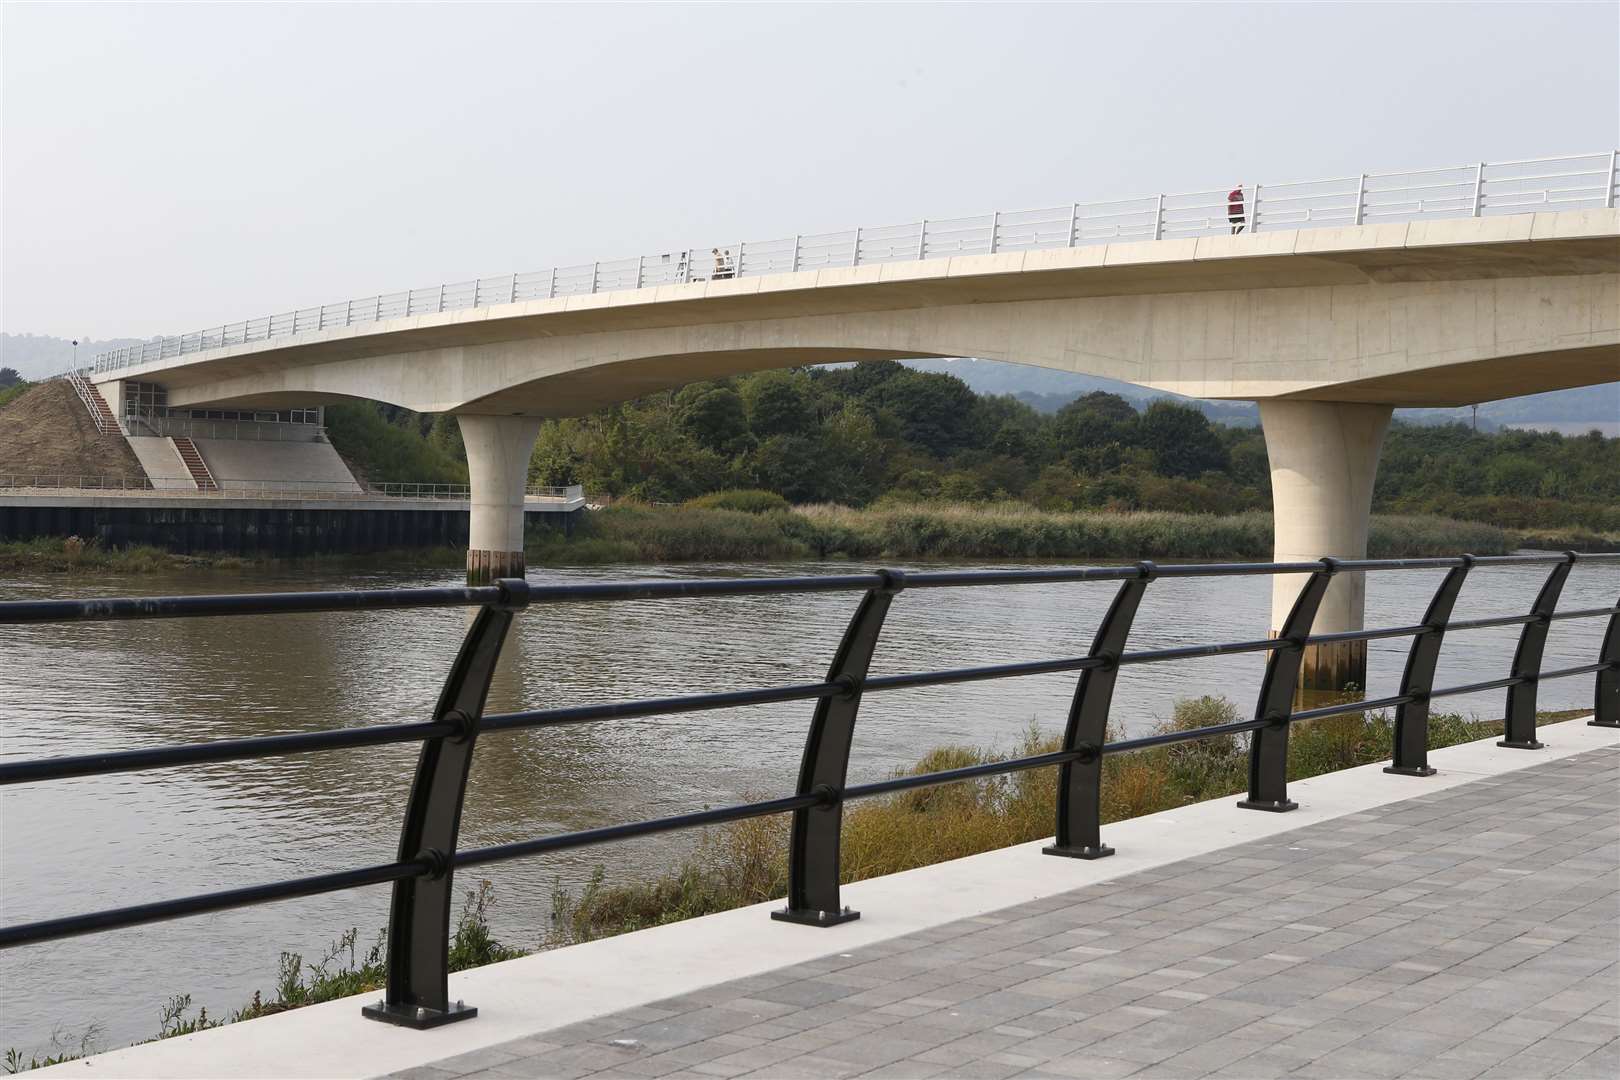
(527, 503), (1516, 566)
(544, 697), (1547, 945)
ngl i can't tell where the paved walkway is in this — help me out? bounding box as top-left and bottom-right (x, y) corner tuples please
(395, 747), (1619, 1080)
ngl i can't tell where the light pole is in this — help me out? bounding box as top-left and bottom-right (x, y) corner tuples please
(71, 340), (79, 372)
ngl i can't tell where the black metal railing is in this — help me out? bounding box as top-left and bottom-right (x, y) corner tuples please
(1, 553), (1616, 1029)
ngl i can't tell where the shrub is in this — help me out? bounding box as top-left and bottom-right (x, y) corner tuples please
(685, 489), (791, 514)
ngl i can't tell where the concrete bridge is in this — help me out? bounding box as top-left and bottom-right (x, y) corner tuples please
(85, 153), (1620, 690)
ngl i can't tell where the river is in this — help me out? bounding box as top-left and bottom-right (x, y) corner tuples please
(2, 557), (1615, 1057)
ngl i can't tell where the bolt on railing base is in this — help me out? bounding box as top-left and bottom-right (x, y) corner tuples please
(361, 999), (477, 1029)
(1383, 764), (1438, 777)
(1496, 739), (1546, 750)
(1041, 842), (1114, 860)
(1236, 798), (1298, 813)
(771, 906), (860, 928)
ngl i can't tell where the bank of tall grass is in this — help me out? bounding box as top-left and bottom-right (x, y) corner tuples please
(0, 537), (465, 575)
(526, 502), (1515, 565)
(545, 699), (1561, 946)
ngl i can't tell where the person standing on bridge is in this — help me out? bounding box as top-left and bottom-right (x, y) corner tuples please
(1228, 184), (1246, 234)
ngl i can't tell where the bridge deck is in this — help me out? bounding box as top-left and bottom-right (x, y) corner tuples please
(400, 746), (1618, 1080)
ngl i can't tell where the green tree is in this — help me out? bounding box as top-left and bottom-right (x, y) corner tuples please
(428, 414), (467, 463)
(740, 370), (816, 438)
(675, 385), (750, 453)
(1053, 392), (1139, 458)
(862, 368), (982, 457)
(1137, 400), (1229, 478)
(750, 434), (828, 502)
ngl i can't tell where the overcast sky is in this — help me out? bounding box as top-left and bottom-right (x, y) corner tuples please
(4, 1), (1617, 342)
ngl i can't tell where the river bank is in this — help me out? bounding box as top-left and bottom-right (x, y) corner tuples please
(5, 702), (1588, 1070)
(529, 503), (1530, 563)
(6, 504), (1604, 575)
(6, 502), (1614, 576)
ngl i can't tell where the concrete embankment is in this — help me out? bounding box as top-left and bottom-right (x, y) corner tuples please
(0, 493), (578, 555)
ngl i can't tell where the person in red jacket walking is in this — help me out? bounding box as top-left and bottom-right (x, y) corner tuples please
(1228, 184), (1246, 234)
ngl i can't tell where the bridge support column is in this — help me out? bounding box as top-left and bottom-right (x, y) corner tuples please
(459, 414), (543, 585)
(1260, 400), (1393, 700)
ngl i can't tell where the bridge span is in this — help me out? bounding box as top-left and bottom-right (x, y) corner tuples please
(83, 152), (1620, 692)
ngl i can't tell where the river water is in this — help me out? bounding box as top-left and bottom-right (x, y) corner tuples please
(2, 557), (1615, 1056)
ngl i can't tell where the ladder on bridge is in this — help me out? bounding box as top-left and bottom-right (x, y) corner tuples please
(170, 437), (218, 491)
(64, 371), (121, 436)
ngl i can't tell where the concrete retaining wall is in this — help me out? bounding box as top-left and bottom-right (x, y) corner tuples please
(0, 502), (578, 555)
(192, 438), (361, 493)
(124, 436), (196, 490)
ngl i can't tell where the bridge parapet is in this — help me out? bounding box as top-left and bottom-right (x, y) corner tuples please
(90, 151), (1619, 377)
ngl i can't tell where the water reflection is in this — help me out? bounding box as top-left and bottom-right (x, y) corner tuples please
(1, 557), (1613, 1053)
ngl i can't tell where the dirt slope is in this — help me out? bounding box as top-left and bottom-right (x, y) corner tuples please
(0, 381), (147, 482)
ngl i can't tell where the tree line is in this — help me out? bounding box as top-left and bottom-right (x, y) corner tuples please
(309, 362), (1618, 531)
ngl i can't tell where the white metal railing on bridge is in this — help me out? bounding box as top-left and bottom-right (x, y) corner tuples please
(1, 476), (586, 503)
(63, 370), (118, 436)
(92, 151), (1619, 376)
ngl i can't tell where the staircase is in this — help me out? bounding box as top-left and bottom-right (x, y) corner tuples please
(170, 437), (218, 491)
(65, 371), (121, 435)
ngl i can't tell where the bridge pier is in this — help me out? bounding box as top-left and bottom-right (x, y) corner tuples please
(1259, 400), (1393, 699)
(459, 414), (542, 585)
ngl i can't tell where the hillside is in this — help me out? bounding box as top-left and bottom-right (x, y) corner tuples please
(0, 381), (147, 482)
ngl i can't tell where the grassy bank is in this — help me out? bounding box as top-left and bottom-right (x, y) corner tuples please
(3, 503), (1605, 578)
(4, 701), (1587, 1070)
(545, 700), (1581, 945)
(526, 502), (1517, 565)
(3, 884), (519, 1073)
(0, 538), (464, 575)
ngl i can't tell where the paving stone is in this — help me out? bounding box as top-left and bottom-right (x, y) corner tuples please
(388, 749), (1617, 1080)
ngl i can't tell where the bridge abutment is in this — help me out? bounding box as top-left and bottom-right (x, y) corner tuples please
(459, 414), (543, 585)
(1260, 399), (1393, 699)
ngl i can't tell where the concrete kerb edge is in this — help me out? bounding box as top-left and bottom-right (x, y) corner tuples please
(32, 716), (1620, 1080)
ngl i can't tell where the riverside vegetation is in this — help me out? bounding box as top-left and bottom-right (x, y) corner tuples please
(319, 361), (1619, 536)
(0, 507), (1524, 576)
(4, 362), (1616, 564)
(523, 501), (1519, 565)
(5, 699), (1581, 1070)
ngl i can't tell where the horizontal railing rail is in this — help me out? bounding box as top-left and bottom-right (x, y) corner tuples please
(1, 552), (1616, 1030)
(90, 150), (1619, 376)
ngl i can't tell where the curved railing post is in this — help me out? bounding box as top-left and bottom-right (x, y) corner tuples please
(1239, 559), (1337, 812)
(362, 578), (529, 1028)
(1500, 553), (1575, 750)
(772, 570), (903, 927)
(1590, 597), (1619, 728)
(1044, 563), (1154, 859)
(1386, 557), (1473, 776)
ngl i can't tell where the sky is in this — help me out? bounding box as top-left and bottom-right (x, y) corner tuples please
(3, 1), (1617, 343)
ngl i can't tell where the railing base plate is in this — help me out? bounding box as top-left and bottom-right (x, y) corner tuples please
(1588, 719), (1620, 729)
(361, 1000), (478, 1029)
(1041, 843), (1115, 860)
(771, 906), (860, 928)
(1383, 765), (1438, 777)
(1236, 798), (1298, 813)
(1496, 739), (1546, 750)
